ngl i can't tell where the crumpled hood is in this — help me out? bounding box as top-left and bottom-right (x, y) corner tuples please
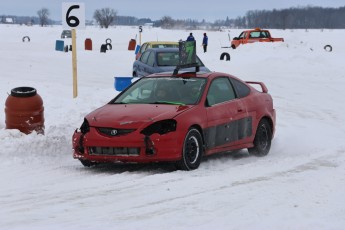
(85, 104), (193, 128)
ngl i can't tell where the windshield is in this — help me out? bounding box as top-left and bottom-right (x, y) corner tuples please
(156, 51), (205, 67)
(112, 77), (207, 105)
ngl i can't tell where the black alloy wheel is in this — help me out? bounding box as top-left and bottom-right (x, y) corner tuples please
(248, 119), (272, 156)
(176, 128), (203, 170)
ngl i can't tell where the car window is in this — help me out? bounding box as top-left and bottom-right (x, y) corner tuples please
(240, 32), (247, 39)
(154, 51), (204, 67)
(231, 78), (250, 98)
(140, 51), (150, 64)
(140, 43), (148, 53)
(249, 31), (261, 38)
(206, 78), (236, 106)
(195, 56), (205, 66)
(157, 52), (179, 66)
(118, 79), (155, 103)
(147, 52), (155, 66)
(260, 31), (269, 38)
(152, 44), (179, 48)
(114, 77), (206, 105)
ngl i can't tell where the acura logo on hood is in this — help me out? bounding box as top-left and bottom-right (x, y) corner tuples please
(110, 129), (118, 136)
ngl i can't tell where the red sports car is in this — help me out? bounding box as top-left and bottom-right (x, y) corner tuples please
(72, 71), (276, 170)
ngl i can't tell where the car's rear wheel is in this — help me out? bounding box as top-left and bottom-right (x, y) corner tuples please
(176, 128), (203, 170)
(248, 119), (272, 156)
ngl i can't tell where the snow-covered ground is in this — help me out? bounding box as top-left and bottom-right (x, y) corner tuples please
(0, 24), (345, 230)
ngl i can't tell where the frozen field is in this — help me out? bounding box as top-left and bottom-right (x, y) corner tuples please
(0, 24), (345, 229)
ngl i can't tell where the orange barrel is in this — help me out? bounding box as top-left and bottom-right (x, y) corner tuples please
(85, 38), (92, 50)
(128, 39), (136, 50)
(5, 87), (45, 135)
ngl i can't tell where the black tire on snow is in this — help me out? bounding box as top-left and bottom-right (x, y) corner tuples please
(176, 128), (203, 170)
(248, 119), (272, 157)
(324, 45), (332, 52)
(80, 159), (98, 167)
(22, 36), (30, 42)
(106, 43), (112, 50)
(220, 52), (231, 61)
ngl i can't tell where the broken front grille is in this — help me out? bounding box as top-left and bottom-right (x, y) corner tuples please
(96, 128), (136, 137)
(89, 146), (140, 156)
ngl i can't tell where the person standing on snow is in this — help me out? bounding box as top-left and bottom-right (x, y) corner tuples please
(186, 32), (195, 41)
(202, 33), (208, 53)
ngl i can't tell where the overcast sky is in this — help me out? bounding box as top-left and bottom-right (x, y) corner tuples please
(1, 0), (344, 22)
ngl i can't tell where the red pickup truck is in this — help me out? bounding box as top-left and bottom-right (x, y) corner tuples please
(231, 28), (284, 49)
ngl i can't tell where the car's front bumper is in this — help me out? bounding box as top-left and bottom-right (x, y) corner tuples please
(72, 129), (182, 164)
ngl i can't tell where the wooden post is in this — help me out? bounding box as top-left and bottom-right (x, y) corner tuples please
(139, 32), (141, 46)
(72, 29), (78, 98)
(139, 26), (142, 46)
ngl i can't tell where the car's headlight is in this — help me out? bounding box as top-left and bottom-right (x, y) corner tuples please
(140, 119), (177, 136)
(80, 118), (90, 134)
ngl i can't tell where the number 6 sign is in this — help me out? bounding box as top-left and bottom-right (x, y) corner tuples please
(62, 2), (85, 29)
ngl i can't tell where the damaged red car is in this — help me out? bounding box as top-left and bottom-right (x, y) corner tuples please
(72, 71), (276, 170)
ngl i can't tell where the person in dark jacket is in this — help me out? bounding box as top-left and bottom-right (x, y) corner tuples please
(202, 33), (208, 52)
(186, 33), (195, 41)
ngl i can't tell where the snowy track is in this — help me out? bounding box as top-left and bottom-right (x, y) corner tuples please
(1, 25), (345, 229)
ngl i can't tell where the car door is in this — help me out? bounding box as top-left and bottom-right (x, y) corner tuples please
(136, 51), (150, 78)
(137, 50), (157, 78)
(143, 51), (156, 76)
(239, 32), (247, 45)
(205, 77), (251, 151)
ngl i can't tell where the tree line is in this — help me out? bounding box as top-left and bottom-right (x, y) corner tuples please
(1, 6), (344, 29)
(231, 6), (345, 29)
(161, 6), (345, 29)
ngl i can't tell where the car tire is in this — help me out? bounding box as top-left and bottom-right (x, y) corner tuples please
(22, 36), (30, 42)
(248, 119), (272, 157)
(106, 43), (112, 50)
(79, 159), (98, 167)
(176, 128), (203, 170)
(220, 52), (230, 61)
(324, 45), (332, 52)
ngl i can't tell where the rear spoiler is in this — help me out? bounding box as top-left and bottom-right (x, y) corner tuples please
(246, 81), (268, 93)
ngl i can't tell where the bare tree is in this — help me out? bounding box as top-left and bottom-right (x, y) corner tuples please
(93, 8), (117, 28)
(160, 16), (174, 29)
(37, 8), (50, 27)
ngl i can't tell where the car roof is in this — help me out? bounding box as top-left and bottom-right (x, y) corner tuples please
(143, 41), (178, 45)
(144, 47), (179, 53)
(243, 28), (269, 32)
(146, 72), (248, 86)
(140, 47), (209, 72)
(147, 71), (216, 79)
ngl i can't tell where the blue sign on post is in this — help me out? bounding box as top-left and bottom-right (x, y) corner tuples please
(135, 45), (141, 54)
(55, 40), (64, 51)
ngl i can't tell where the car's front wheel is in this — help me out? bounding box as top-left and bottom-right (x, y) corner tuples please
(248, 119), (272, 156)
(176, 128), (203, 170)
(79, 159), (98, 167)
